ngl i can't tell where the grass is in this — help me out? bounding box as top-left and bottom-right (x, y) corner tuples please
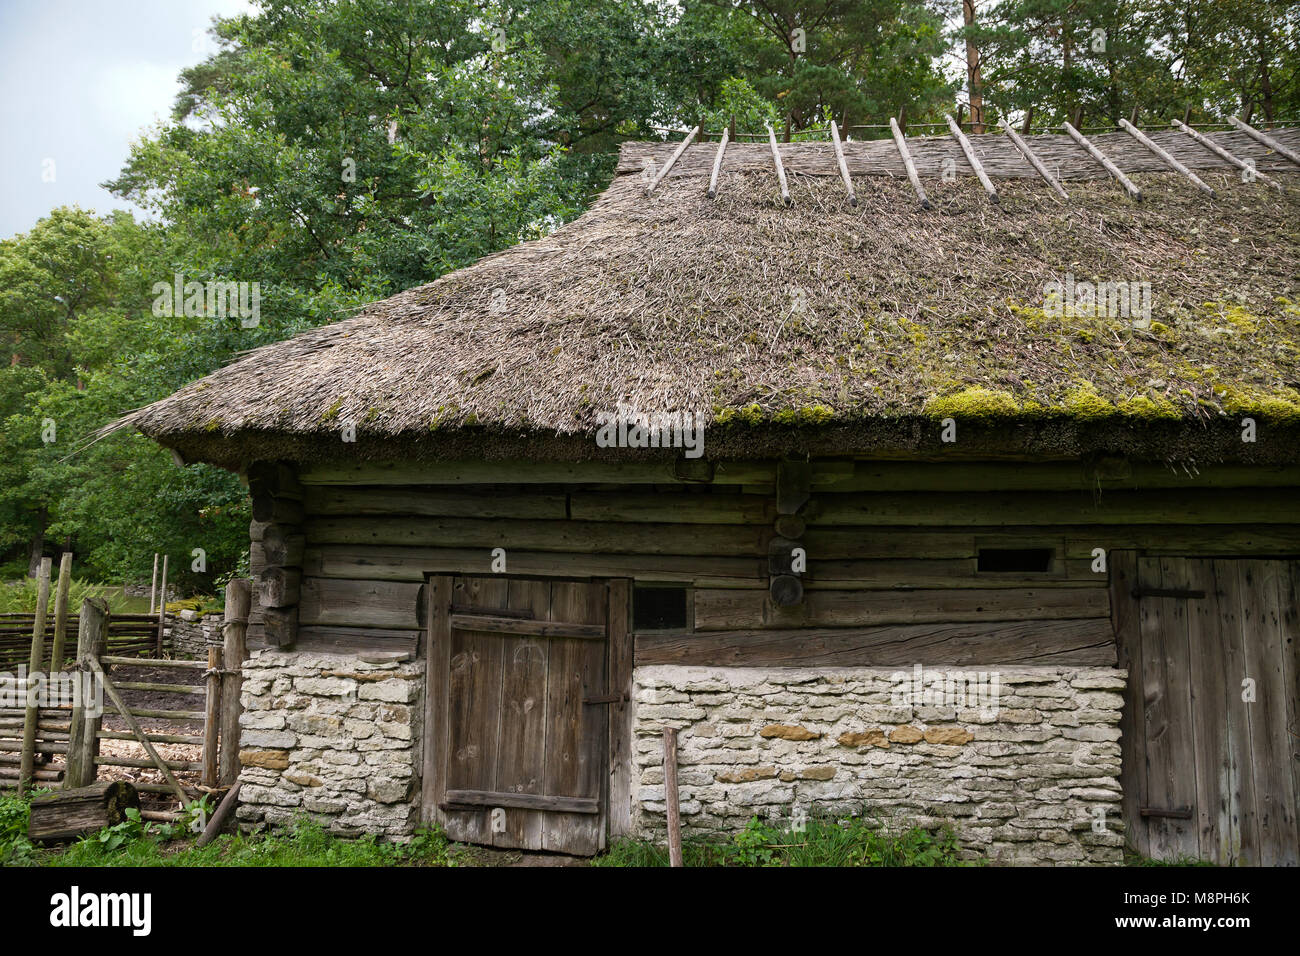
(0, 578), (158, 616)
(0, 792), (451, 867)
(592, 814), (976, 867)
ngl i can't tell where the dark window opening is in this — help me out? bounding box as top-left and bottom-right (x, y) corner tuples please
(978, 548), (1054, 573)
(633, 586), (688, 630)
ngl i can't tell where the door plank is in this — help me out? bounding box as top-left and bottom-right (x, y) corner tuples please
(1240, 561), (1299, 865)
(1216, 559), (1261, 865)
(420, 576), (453, 827)
(448, 613), (606, 640)
(1184, 558), (1229, 863)
(1109, 551), (1147, 856)
(1137, 557), (1175, 860)
(1155, 557), (1200, 860)
(541, 581), (607, 854)
(493, 578), (551, 849)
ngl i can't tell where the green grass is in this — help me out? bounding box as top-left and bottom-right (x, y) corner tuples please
(593, 814), (977, 867)
(0, 579), (160, 616)
(1, 792), (451, 867)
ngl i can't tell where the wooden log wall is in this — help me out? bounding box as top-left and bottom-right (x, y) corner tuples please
(248, 462), (304, 648)
(283, 459), (1300, 663)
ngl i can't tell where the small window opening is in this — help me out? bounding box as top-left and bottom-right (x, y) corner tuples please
(978, 548), (1054, 573)
(633, 586), (688, 630)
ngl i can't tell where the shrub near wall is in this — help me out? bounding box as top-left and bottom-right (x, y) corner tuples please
(237, 652), (423, 836)
(631, 665), (1127, 865)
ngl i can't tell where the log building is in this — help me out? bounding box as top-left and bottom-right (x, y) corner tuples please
(113, 126), (1300, 864)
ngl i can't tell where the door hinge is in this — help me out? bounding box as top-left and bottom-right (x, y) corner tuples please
(582, 692), (628, 705)
(1131, 588), (1205, 600)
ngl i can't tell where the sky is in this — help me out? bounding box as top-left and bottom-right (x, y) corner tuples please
(0, 0), (254, 239)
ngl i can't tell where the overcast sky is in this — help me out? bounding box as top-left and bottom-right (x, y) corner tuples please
(0, 0), (254, 239)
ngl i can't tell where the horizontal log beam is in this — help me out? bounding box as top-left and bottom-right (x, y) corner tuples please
(450, 613), (605, 640)
(299, 460), (774, 486)
(304, 486), (568, 520)
(636, 618), (1117, 667)
(693, 586), (1111, 630)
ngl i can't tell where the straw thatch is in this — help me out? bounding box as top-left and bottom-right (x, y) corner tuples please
(111, 134), (1300, 469)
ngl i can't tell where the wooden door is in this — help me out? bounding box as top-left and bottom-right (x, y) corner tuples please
(422, 575), (626, 855)
(1112, 554), (1300, 865)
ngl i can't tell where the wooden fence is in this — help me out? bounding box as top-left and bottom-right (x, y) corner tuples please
(1, 560), (250, 810)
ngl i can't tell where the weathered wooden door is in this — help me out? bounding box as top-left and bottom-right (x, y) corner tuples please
(1112, 554), (1300, 865)
(422, 575), (623, 855)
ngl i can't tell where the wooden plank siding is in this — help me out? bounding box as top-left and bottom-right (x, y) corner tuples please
(279, 463), (1300, 662)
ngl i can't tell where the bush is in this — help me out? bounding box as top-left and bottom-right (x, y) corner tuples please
(0, 792), (36, 865)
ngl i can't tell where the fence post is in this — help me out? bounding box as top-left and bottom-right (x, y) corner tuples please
(155, 554), (169, 657)
(663, 727), (682, 867)
(203, 647), (222, 788)
(49, 552), (73, 673)
(64, 597), (108, 789)
(219, 579), (250, 786)
(18, 558), (52, 796)
(149, 553), (159, 615)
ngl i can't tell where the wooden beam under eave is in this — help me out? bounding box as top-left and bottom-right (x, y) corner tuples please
(644, 125), (700, 196)
(1063, 121), (1142, 200)
(1119, 119), (1216, 196)
(890, 117), (931, 209)
(1172, 120), (1283, 191)
(944, 113), (998, 202)
(1228, 115), (1300, 168)
(1004, 126), (1069, 199)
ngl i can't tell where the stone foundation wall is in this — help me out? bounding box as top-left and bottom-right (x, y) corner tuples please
(236, 651), (423, 836)
(632, 665), (1126, 865)
(168, 611), (223, 658)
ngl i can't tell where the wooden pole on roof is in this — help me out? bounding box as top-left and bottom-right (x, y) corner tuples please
(1063, 120), (1142, 200)
(1118, 119), (1216, 196)
(1172, 120), (1283, 190)
(644, 125), (700, 196)
(764, 123), (791, 205)
(829, 119), (857, 206)
(889, 117), (931, 209)
(1228, 115), (1300, 168)
(1004, 126), (1068, 199)
(707, 126), (729, 199)
(944, 113), (998, 202)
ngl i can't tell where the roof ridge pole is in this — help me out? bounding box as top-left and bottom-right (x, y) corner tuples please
(944, 112), (998, 203)
(644, 125), (700, 196)
(889, 116), (931, 209)
(1227, 115), (1300, 168)
(829, 119), (857, 206)
(707, 126), (730, 199)
(1004, 126), (1069, 199)
(1171, 119), (1283, 191)
(765, 123), (791, 205)
(1063, 120), (1142, 200)
(1118, 118), (1217, 196)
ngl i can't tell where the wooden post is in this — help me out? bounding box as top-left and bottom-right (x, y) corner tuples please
(155, 554), (168, 656)
(1171, 119), (1283, 190)
(945, 113), (998, 202)
(202, 647), (222, 788)
(196, 781), (241, 848)
(1005, 126), (1069, 199)
(644, 125), (699, 196)
(219, 578), (251, 786)
(1118, 118), (1216, 196)
(49, 552), (72, 673)
(663, 727), (682, 867)
(829, 119), (857, 206)
(764, 123), (790, 205)
(89, 657), (188, 805)
(64, 597), (108, 789)
(707, 126), (729, 199)
(18, 557), (52, 795)
(890, 117), (930, 209)
(1063, 121), (1142, 200)
(1228, 115), (1300, 168)
(149, 553), (159, 615)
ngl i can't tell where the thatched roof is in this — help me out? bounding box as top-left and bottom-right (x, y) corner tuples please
(114, 129), (1300, 469)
